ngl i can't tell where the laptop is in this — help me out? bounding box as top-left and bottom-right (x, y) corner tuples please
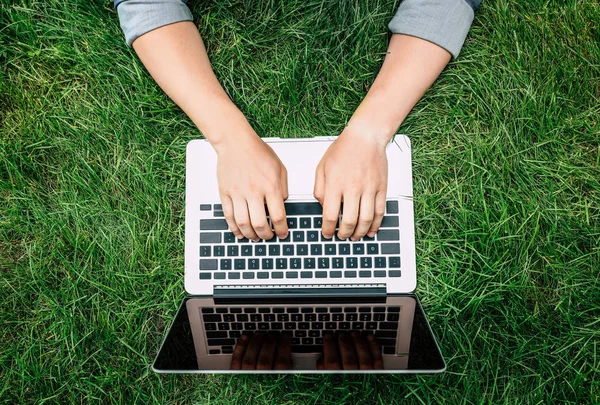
(152, 135), (446, 373)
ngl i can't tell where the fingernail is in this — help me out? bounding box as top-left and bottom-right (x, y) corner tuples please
(367, 232), (375, 238)
(253, 238), (260, 243)
(240, 334), (249, 340)
(323, 234), (332, 239)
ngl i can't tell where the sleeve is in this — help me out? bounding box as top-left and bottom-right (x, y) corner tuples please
(114, 0), (194, 47)
(388, 0), (482, 59)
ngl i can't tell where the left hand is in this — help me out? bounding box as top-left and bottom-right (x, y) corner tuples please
(314, 127), (388, 240)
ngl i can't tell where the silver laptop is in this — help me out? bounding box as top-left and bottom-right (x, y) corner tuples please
(153, 135), (445, 373)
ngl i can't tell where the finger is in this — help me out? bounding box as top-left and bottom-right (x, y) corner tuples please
(230, 334), (251, 370)
(313, 164), (325, 204)
(248, 198), (274, 240)
(321, 190), (341, 239)
(351, 193), (375, 241)
(322, 332), (340, 370)
(221, 195), (243, 238)
(274, 333), (292, 370)
(266, 193), (288, 239)
(338, 333), (358, 370)
(351, 331), (373, 370)
(256, 334), (277, 370)
(241, 333), (265, 370)
(367, 191), (387, 238)
(337, 193), (360, 240)
(367, 334), (384, 370)
(316, 355), (324, 370)
(281, 166), (289, 200)
(233, 199), (259, 241)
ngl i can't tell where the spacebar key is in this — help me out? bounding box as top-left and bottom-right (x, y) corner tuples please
(291, 345), (323, 353)
(284, 202), (322, 215)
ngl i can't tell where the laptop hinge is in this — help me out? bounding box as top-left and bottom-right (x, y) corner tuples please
(213, 284), (387, 298)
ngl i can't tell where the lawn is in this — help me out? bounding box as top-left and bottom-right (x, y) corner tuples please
(1, 0), (599, 403)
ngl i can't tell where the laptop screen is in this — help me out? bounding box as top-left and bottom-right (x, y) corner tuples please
(153, 295), (445, 373)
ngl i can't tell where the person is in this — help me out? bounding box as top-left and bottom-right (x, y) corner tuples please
(114, 0), (480, 242)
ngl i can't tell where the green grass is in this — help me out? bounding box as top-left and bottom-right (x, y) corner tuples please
(1, 0), (599, 403)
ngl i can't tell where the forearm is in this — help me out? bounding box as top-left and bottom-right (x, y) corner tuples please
(347, 34), (452, 146)
(132, 21), (253, 151)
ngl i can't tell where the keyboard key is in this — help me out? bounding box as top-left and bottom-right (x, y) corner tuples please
(245, 323), (257, 330)
(386, 200), (399, 214)
(301, 271), (313, 278)
(310, 245), (322, 255)
(284, 202), (322, 215)
(258, 323), (269, 330)
(330, 271), (342, 278)
(389, 257), (401, 268)
(257, 272), (269, 279)
(379, 322), (398, 329)
(353, 244), (365, 255)
(375, 330), (398, 338)
(325, 244), (336, 255)
(213, 210), (223, 217)
(207, 338), (236, 346)
(279, 234), (291, 242)
(200, 259), (218, 270)
(318, 313), (331, 322)
(346, 314), (358, 321)
(297, 244), (309, 255)
(304, 258), (315, 269)
(200, 246), (211, 257)
(217, 323), (229, 330)
(286, 271), (298, 278)
(276, 258), (287, 269)
(359, 270), (372, 278)
(250, 313), (261, 321)
(286, 218), (297, 229)
(325, 322), (337, 329)
(315, 270), (327, 278)
(374, 313), (386, 321)
(200, 233), (221, 243)
(214, 246), (225, 256)
(381, 243), (400, 254)
(213, 204), (222, 210)
(332, 313), (344, 321)
(377, 230), (399, 241)
(272, 271), (283, 279)
(290, 258), (301, 269)
(200, 204), (211, 211)
(283, 245), (294, 255)
(224, 232), (236, 243)
(227, 246), (239, 256)
(352, 322), (364, 330)
(387, 313), (400, 321)
(374, 257), (386, 268)
(264, 314), (275, 322)
(200, 273), (212, 279)
(202, 308), (214, 313)
(206, 331), (227, 339)
(248, 259), (259, 270)
(269, 245), (280, 256)
(339, 244), (351, 255)
(220, 259), (232, 270)
(255, 245), (267, 256)
(360, 258), (372, 268)
(227, 272), (239, 279)
(291, 314), (302, 322)
(307, 231), (319, 242)
(223, 314), (235, 322)
(301, 307), (313, 313)
(339, 322), (351, 330)
(373, 307), (385, 312)
(200, 219), (228, 230)
(214, 272), (226, 279)
(389, 270), (402, 278)
(229, 330), (242, 338)
(318, 258), (329, 268)
(344, 270), (357, 278)
(234, 259), (245, 270)
(374, 270), (386, 278)
(367, 244), (379, 254)
(359, 313), (372, 321)
(305, 314), (316, 322)
(381, 216), (399, 228)
(312, 322), (324, 329)
(236, 314), (249, 322)
(332, 258), (343, 269)
(346, 258), (358, 268)
(287, 308), (299, 313)
(309, 330), (320, 337)
(366, 322), (377, 329)
(300, 218), (311, 228)
(242, 272), (254, 279)
(298, 323), (310, 330)
(204, 323), (217, 331)
(241, 245), (252, 256)
(363, 235), (375, 241)
(313, 217), (323, 228)
(265, 236), (277, 243)
(262, 259), (273, 269)
(285, 322), (296, 330)
(203, 314), (222, 322)
(293, 231), (305, 242)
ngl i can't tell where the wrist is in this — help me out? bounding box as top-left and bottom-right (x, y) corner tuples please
(344, 117), (396, 148)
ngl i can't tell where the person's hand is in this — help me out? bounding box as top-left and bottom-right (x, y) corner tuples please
(317, 332), (384, 370)
(216, 133), (289, 241)
(230, 333), (293, 370)
(314, 128), (388, 240)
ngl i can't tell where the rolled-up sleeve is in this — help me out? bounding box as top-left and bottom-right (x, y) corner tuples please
(388, 0), (482, 59)
(114, 0), (193, 46)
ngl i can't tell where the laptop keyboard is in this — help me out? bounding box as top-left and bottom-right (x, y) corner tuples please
(201, 306), (400, 355)
(198, 201), (401, 280)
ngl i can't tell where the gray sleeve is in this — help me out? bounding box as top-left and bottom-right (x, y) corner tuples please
(388, 0), (481, 59)
(115, 0), (193, 47)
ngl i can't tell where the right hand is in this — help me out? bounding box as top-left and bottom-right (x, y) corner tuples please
(215, 133), (289, 241)
(317, 332), (384, 370)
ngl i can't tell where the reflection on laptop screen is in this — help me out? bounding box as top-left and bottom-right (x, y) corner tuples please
(153, 295), (445, 373)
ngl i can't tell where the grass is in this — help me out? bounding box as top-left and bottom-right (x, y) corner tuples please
(1, 0), (599, 403)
